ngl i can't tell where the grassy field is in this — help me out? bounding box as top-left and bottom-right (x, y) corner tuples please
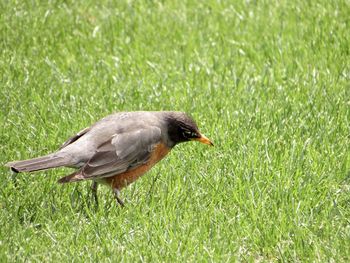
(1, 0), (349, 261)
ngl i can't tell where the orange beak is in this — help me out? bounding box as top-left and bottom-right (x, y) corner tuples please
(192, 134), (214, 146)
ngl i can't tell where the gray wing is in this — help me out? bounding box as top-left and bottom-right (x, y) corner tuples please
(79, 126), (162, 179)
(59, 126), (90, 150)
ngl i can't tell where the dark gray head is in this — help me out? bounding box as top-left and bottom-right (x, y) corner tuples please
(164, 112), (213, 146)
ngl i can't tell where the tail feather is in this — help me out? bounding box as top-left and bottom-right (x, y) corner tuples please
(5, 154), (69, 173)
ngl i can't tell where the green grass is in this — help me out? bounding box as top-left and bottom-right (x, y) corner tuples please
(1, 0), (349, 261)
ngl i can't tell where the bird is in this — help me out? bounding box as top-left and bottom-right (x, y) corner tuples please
(5, 111), (213, 206)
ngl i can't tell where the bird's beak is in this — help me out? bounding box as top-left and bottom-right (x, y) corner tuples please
(192, 134), (214, 146)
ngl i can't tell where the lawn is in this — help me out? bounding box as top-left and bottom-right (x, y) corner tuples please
(1, 0), (349, 261)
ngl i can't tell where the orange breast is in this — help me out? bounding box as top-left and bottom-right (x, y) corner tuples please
(105, 143), (171, 190)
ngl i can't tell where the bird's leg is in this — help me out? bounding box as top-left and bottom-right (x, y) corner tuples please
(91, 181), (99, 206)
(113, 188), (125, 207)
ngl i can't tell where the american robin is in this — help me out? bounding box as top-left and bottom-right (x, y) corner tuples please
(6, 111), (213, 206)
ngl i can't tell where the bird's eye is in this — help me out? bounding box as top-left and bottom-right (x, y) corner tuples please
(182, 130), (192, 138)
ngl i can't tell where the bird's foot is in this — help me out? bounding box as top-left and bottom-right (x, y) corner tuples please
(113, 189), (125, 207)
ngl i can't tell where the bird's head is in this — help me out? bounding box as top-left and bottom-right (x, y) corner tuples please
(165, 112), (213, 147)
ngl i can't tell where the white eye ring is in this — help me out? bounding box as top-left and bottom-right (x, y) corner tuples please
(182, 130), (192, 137)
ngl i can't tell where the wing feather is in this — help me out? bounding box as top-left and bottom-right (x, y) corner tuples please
(79, 126), (162, 179)
(59, 127), (90, 150)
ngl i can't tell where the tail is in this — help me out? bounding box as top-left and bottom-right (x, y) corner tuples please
(5, 154), (70, 173)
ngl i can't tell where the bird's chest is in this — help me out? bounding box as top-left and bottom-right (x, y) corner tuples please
(105, 143), (171, 190)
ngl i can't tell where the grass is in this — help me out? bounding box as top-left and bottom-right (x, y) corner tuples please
(0, 0), (349, 261)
